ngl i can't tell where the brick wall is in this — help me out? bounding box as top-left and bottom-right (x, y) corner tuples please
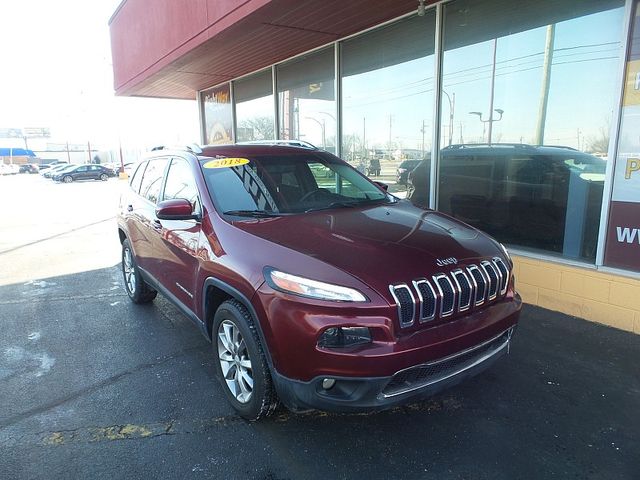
(513, 256), (640, 334)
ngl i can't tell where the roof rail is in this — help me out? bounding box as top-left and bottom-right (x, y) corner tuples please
(150, 144), (203, 154)
(443, 143), (534, 150)
(236, 140), (317, 150)
(535, 145), (579, 151)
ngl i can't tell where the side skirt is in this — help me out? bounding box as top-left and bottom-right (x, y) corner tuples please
(138, 266), (208, 339)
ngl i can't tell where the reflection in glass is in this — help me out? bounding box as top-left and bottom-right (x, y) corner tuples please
(277, 48), (336, 153)
(235, 70), (275, 142)
(342, 13), (436, 198)
(431, 0), (624, 261)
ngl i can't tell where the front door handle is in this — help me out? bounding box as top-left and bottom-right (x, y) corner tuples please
(152, 219), (162, 230)
(127, 205), (133, 212)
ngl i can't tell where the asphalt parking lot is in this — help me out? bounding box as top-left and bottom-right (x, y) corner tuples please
(0, 174), (638, 479)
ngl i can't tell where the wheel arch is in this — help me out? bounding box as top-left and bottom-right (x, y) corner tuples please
(202, 277), (275, 371)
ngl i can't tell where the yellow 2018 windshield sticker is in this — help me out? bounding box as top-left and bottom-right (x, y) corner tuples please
(203, 157), (250, 169)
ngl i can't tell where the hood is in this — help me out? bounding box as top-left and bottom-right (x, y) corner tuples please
(232, 200), (503, 296)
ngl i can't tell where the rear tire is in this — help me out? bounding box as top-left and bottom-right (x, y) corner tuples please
(212, 300), (278, 421)
(121, 238), (157, 304)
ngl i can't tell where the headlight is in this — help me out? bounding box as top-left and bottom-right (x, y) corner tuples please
(265, 268), (367, 302)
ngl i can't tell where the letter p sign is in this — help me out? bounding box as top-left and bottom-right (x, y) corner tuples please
(626, 158), (640, 179)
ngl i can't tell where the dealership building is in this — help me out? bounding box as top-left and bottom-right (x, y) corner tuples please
(110, 0), (640, 334)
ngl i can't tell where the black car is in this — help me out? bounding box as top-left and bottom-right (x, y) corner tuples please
(19, 164), (39, 174)
(396, 159), (421, 185)
(53, 164), (116, 183)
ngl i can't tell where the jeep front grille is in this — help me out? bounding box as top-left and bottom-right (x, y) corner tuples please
(389, 258), (510, 328)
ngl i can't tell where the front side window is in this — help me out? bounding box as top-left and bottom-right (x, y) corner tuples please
(200, 153), (390, 216)
(139, 158), (169, 204)
(163, 158), (201, 214)
(130, 162), (147, 193)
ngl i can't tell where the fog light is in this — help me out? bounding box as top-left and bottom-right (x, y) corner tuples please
(318, 327), (372, 348)
(322, 378), (336, 390)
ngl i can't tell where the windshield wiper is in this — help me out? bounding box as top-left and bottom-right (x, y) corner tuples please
(223, 209), (281, 218)
(305, 198), (389, 213)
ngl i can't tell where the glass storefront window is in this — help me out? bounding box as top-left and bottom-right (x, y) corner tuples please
(234, 70), (275, 142)
(342, 13), (436, 199)
(428, 0), (625, 262)
(277, 48), (336, 153)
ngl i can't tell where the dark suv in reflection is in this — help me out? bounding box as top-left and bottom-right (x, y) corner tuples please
(408, 144), (606, 261)
(117, 142), (521, 420)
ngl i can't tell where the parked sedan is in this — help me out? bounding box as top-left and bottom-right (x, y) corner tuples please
(42, 163), (72, 178)
(53, 164), (116, 183)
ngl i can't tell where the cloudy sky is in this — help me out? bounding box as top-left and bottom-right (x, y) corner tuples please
(0, 0), (199, 151)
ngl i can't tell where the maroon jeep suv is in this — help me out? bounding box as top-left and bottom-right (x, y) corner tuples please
(117, 142), (521, 420)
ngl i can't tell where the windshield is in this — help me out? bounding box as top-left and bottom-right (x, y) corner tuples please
(200, 153), (391, 216)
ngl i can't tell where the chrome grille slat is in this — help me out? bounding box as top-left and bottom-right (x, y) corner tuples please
(451, 269), (472, 312)
(467, 265), (487, 306)
(493, 257), (510, 295)
(481, 260), (499, 300)
(412, 279), (437, 322)
(433, 274), (456, 317)
(389, 284), (415, 327)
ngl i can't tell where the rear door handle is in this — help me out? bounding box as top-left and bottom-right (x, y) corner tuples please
(152, 219), (162, 230)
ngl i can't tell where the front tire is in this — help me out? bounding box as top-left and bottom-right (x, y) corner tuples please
(63, 176), (72, 183)
(121, 238), (157, 304)
(100, 173), (108, 181)
(213, 300), (278, 421)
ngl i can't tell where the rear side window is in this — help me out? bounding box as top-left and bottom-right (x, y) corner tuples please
(139, 158), (169, 204)
(129, 161), (147, 194)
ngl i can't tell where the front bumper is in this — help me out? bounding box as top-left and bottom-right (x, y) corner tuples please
(273, 326), (515, 412)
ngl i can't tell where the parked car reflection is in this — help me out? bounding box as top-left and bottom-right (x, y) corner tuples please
(407, 144), (606, 261)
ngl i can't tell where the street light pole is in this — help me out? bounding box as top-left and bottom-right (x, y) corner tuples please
(469, 109), (504, 143)
(442, 90), (456, 146)
(487, 38), (498, 145)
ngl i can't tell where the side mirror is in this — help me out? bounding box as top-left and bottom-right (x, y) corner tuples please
(156, 199), (200, 221)
(374, 181), (389, 191)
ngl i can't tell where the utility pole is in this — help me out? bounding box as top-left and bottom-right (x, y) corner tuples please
(363, 117), (366, 157)
(87, 141), (92, 164)
(119, 139), (125, 174)
(487, 38), (498, 144)
(449, 93), (455, 146)
(388, 114), (393, 157)
(421, 119), (426, 157)
(535, 24), (555, 145)
(66, 141), (71, 163)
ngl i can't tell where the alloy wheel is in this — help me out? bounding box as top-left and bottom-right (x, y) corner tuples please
(122, 247), (136, 294)
(217, 319), (254, 403)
